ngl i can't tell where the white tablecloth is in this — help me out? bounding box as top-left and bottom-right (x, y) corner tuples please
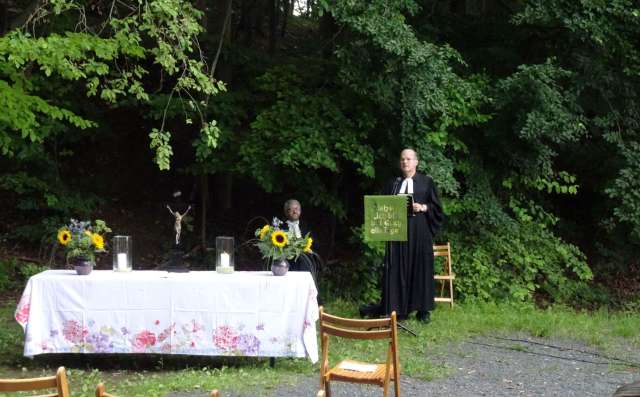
(15, 270), (319, 362)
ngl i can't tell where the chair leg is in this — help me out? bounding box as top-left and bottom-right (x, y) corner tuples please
(325, 381), (331, 397)
(394, 379), (400, 397)
(449, 279), (454, 307)
(383, 379), (389, 397)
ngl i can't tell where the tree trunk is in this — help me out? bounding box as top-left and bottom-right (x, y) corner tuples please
(223, 173), (233, 210)
(268, 0), (279, 52)
(0, 2), (7, 35)
(280, 0), (289, 37)
(200, 173), (209, 254)
(319, 11), (337, 59)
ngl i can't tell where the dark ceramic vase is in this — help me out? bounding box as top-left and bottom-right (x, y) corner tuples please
(71, 257), (94, 275)
(271, 259), (289, 276)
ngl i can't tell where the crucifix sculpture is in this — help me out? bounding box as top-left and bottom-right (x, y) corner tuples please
(167, 205), (191, 245)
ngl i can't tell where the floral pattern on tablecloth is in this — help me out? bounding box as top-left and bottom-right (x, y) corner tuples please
(14, 294), (30, 326)
(26, 318), (304, 357)
(16, 270), (319, 361)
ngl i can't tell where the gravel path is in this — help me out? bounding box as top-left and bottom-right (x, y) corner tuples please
(167, 334), (640, 397)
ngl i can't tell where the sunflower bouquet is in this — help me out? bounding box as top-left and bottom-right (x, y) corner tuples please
(254, 217), (313, 262)
(57, 219), (112, 262)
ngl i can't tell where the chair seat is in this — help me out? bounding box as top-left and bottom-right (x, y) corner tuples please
(434, 273), (455, 280)
(325, 359), (396, 386)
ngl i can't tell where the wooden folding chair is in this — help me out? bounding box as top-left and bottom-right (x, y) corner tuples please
(96, 382), (118, 397)
(0, 366), (70, 396)
(433, 242), (455, 307)
(319, 307), (400, 397)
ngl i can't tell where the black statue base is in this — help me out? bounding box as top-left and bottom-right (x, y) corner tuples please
(165, 248), (190, 273)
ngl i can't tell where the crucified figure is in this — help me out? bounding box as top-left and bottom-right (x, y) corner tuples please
(167, 205), (191, 245)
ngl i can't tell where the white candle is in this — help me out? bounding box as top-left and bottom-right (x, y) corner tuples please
(220, 252), (230, 268)
(117, 253), (128, 271)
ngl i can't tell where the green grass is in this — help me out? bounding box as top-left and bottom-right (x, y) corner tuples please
(1, 299), (639, 396)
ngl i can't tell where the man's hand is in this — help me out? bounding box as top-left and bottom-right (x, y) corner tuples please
(412, 202), (428, 213)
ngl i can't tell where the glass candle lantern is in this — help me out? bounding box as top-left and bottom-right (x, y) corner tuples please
(112, 235), (133, 272)
(215, 236), (234, 274)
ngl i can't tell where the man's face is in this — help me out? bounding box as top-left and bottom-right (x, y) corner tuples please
(400, 149), (418, 174)
(286, 203), (301, 221)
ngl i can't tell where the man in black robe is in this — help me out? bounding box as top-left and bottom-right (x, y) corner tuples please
(365, 148), (444, 322)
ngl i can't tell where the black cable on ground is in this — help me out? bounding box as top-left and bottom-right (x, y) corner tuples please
(489, 335), (640, 368)
(464, 340), (612, 366)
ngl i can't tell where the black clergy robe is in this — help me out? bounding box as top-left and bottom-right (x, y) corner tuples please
(381, 173), (444, 317)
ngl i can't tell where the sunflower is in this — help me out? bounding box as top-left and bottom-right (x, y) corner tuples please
(271, 231), (288, 248)
(259, 224), (270, 240)
(304, 237), (313, 253)
(91, 233), (105, 250)
(57, 230), (72, 246)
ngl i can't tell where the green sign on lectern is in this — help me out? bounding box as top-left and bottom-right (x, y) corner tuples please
(364, 195), (408, 241)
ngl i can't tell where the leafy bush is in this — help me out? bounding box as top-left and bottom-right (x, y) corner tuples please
(326, 218), (595, 307)
(0, 258), (49, 293)
(0, 259), (20, 292)
(448, 220), (594, 305)
(20, 262), (49, 279)
(0, 258), (21, 292)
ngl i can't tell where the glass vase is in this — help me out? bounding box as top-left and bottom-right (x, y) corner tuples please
(215, 236), (234, 274)
(112, 235), (133, 272)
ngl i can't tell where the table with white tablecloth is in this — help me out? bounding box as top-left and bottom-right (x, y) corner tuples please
(14, 270), (319, 362)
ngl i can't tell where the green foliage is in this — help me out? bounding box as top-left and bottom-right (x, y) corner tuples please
(0, 169), (102, 242)
(449, 221), (592, 304)
(3, 0), (640, 307)
(325, 0), (489, 196)
(149, 128), (174, 171)
(0, 258), (20, 292)
(0, 0), (224, 169)
(605, 141), (640, 240)
(514, 0), (640, 244)
(0, 258), (47, 293)
(20, 262), (49, 279)
(240, 63), (376, 217)
(492, 60), (586, 178)
(0, 0), (227, 243)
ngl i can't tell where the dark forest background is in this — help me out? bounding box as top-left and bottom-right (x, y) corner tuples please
(1, 0), (640, 308)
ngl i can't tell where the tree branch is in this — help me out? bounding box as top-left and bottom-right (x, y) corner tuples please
(9, 0), (42, 31)
(209, 0), (233, 82)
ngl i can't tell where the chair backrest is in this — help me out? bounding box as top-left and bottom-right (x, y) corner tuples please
(320, 308), (396, 341)
(319, 306), (399, 376)
(433, 242), (452, 273)
(95, 382), (118, 397)
(0, 366), (70, 397)
(211, 390), (220, 397)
